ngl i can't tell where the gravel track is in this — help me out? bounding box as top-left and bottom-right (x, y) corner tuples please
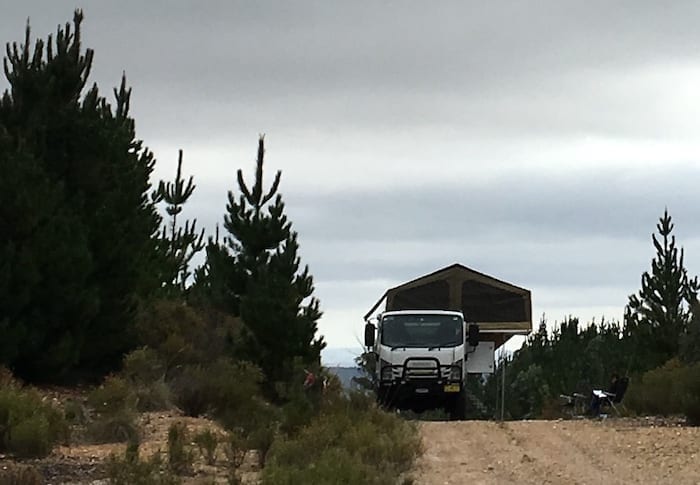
(415, 419), (700, 485)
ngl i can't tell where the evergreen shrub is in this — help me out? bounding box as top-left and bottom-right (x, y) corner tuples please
(167, 422), (193, 474)
(86, 375), (140, 443)
(193, 428), (219, 465)
(0, 377), (68, 457)
(678, 364), (700, 426)
(0, 463), (43, 485)
(87, 409), (140, 444)
(122, 348), (171, 411)
(262, 392), (420, 485)
(106, 445), (181, 485)
(170, 359), (272, 434)
(135, 300), (239, 376)
(625, 359), (700, 425)
(87, 375), (138, 414)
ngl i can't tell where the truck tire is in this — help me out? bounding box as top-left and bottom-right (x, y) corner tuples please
(448, 389), (468, 421)
(375, 387), (384, 405)
(376, 386), (391, 407)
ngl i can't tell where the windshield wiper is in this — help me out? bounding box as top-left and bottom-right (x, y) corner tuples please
(390, 343), (420, 351)
(428, 342), (456, 351)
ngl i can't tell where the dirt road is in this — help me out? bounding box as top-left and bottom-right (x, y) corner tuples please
(415, 419), (700, 485)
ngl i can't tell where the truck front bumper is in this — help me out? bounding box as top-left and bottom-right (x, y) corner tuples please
(376, 357), (463, 408)
(377, 379), (462, 411)
(379, 379), (462, 395)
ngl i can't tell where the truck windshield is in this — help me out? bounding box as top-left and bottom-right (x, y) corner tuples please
(380, 314), (463, 348)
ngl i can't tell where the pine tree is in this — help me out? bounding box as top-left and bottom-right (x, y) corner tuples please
(189, 224), (241, 316)
(217, 136), (325, 394)
(680, 303), (700, 364)
(152, 149), (205, 296)
(624, 209), (699, 372)
(0, 126), (95, 376)
(0, 11), (161, 379)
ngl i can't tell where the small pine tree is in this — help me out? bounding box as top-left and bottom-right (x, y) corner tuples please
(625, 209), (699, 372)
(152, 150), (205, 296)
(212, 136), (325, 395)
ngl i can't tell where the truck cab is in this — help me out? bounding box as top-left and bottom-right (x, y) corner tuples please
(365, 310), (480, 418)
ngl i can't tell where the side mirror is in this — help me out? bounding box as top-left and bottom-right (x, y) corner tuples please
(467, 324), (479, 347)
(364, 322), (376, 347)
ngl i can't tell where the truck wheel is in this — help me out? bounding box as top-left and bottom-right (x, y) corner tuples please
(376, 386), (390, 407)
(448, 390), (467, 421)
(375, 387), (384, 405)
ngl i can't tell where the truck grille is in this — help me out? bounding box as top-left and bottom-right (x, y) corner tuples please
(405, 367), (438, 379)
(404, 361), (442, 379)
(381, 359), (454, 382)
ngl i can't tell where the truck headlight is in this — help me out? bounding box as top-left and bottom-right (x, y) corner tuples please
(450, 360), (463, 381)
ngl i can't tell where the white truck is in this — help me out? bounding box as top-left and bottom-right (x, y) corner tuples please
(363, 264), (532, 419)
(364, 310), (488, 418)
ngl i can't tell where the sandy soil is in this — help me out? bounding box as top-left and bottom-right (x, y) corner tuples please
(415, 419), (700, 485)
(0, 411), (260, 484)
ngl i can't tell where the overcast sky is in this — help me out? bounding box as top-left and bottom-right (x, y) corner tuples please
(3, 1), (700, 365)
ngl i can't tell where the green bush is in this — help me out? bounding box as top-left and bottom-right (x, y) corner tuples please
(167, 422), (193, 474)
(88, 375), (138, 415)
(193, 428), (219, 465)
(122, 348), (171, 412)
(263, 392), (421, 485)
(224, 431), (247, 470)
(626, 359), (684, 415)
(106, 445), (181, 485)
(169, 364), (211, 417)
(7, 414), (51, 458)
(276, 366), (326, 435)
(678, 363), (700, 426)
(63, 398), (89, 425)
(123, 347), (166, 383)
(135, 299), (209, 372)
(86, 375), (140, 443)
(0, 379), (68, 458)
(247, 426), (276, 466)
(87, 409), (140, 444)
(626, 359), (700, 425)
(135, 300), (241, 376)
(279, 394), (315, 435)
(170, 359), (273, 434)
(0, 463), (43, 485)
(264, 447), (377, 485)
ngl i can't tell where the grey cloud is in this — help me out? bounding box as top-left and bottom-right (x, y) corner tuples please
(5, 1), (700, 143)
(286, 167), (700, 243)
(4, 2), (700, 349)
(76, 1), (700, 92)
(164, 160), (700, 292)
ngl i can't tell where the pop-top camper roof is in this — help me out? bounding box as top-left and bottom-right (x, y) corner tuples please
(365, 264), (532, 347)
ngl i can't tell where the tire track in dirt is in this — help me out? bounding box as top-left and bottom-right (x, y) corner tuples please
(414, 421), (552, 484)
(414, 420), (700, 485)
(502, 421), (624, 484)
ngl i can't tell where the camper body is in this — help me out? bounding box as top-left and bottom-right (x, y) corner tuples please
(364, 264), (532, 418)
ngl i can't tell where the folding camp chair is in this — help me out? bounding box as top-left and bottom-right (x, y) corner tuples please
(559, 392), (589, 418)
(597, 376), (629, 416)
